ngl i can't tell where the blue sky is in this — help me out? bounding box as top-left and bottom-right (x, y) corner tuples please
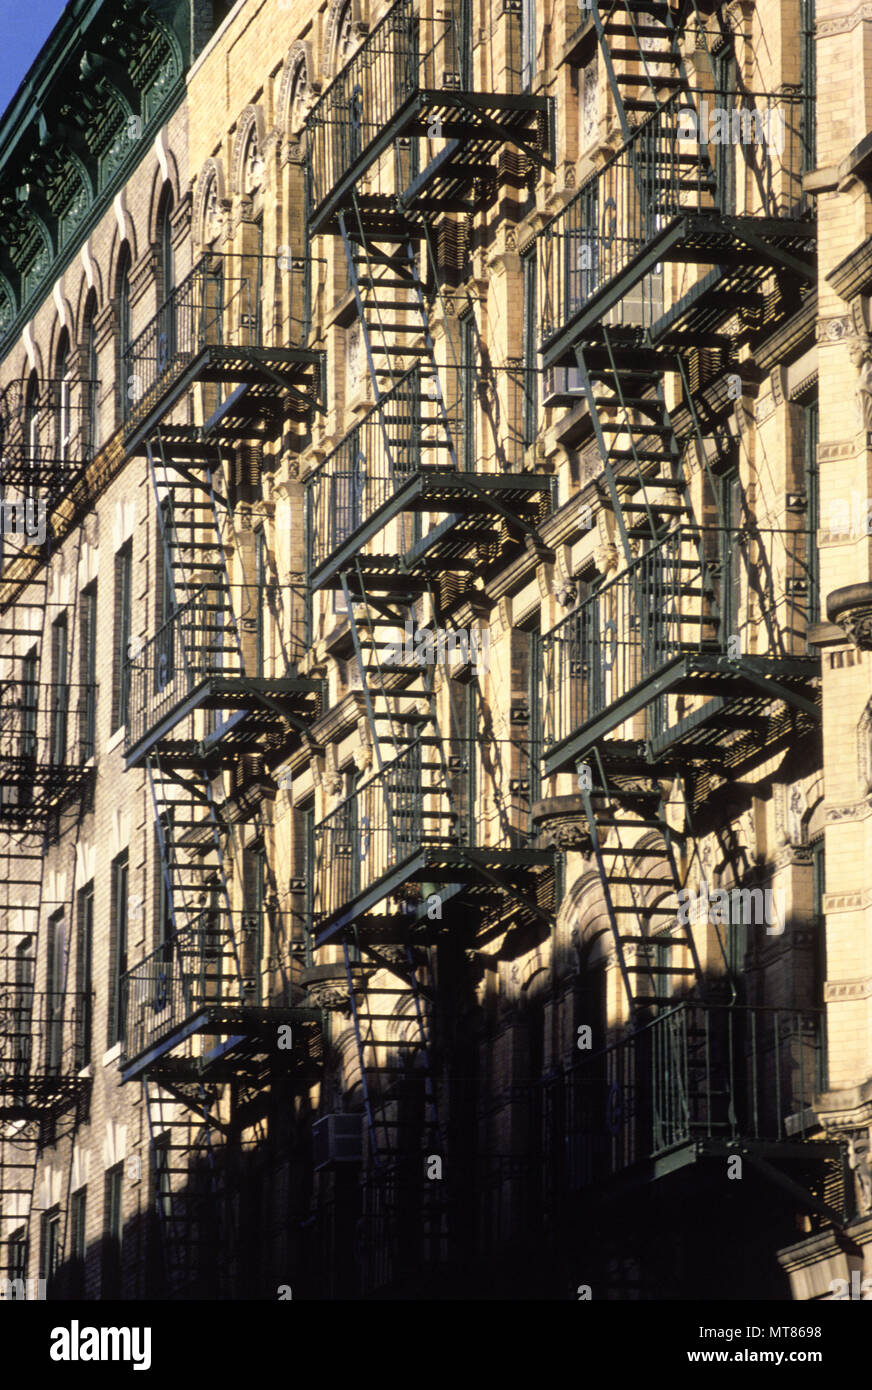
(0, 1), (69, 119)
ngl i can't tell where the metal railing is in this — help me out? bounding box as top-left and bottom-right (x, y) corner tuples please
(124, 583), (242, 751)
(305, 0), (468, 219)
(540, 88), (813, 348)
(545, 1003), (824, 1188)
(0, 988), (88, 1098)
(0, 376), (99, 510)
(122, 253), (307, 421)
(540, 526), (815, 753)
(123, 578), (310, 753)
(0, 679), (97, 772)
(312, 735), (536, 925)
(305, 362), (537, 574)
(306, 364), (461, 572)
(120, 910), (272, 1065)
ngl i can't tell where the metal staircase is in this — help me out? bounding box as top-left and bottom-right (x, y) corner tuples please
(590, 0), (708, 137)
(143, 1077), (232, 1298)
(574, 334), (706, 562)
(580, 746), (713, 1018)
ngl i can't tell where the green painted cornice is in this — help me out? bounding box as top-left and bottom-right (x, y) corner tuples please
(0, 0), (206, 366)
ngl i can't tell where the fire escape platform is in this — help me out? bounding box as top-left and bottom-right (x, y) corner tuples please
(0, 762), (94, 829)
(123, 344), (321, 455)
(541, 214), (815, 371)
(308, 89), (547, 235)
(314, 844), (553, 947)
(0, 1075), (91, 1122)
(543, 653), (820, 778)
(577, 1135), (842, 1209)
(309, 469), (551, 590)
(124, 675), (322, 770)
(120, 1005), (322, 1085)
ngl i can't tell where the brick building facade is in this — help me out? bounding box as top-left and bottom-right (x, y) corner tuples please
(0, 0), (870, 1301)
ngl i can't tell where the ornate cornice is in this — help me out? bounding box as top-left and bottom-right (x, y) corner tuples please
(0, 0), (194, 364)
(818, 3), (872, 38)
(753, 294), (817, 372)
(827, 234), (872, 301)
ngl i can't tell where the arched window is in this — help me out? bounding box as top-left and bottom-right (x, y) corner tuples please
(117, 247), (132, 422)
(335, 0), (354, 69)
(83, 292), (99, 454)
(159, 189), (175, 304)
(157, 190), (176, 366)
(55, 330), (71, 463)
(24, 372), (40, 496)
(288, 56), (308, 131)
(242, 127), (264, 194)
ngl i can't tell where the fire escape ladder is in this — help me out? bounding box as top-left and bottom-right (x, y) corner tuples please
(343, 930), (443, 1175)
(146, 430), (243, 675)
(581, 745), (708, 1019)
(338, 198), (459, 472)
(145, 752), (245, 1003)
(592, 0), (705, 142)
(143, 1077), (230, 1298)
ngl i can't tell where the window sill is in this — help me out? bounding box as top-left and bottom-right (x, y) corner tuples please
(77, 1064), (92, 1080)
(102, 1042), (122, 1067)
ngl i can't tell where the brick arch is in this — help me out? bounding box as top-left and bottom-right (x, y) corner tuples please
(145, 153), (183, 250)
(0, 270), (16, 343)
(73, 273), (104, 337)
(558, 869), (613, 969)
(385, 991), (424, 1049)
(333, 1022), (364, 1093)
(323, 0), (367, 80)
(106, 224), (137, 297)
(192, 157), (228, 249)
(230, 105), (267, 197)
(46, 301), (77, 376)
(278, 40), (320, 134)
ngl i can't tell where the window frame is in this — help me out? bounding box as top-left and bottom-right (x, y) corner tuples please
(109, 850), (129, 1046)
(75, 881), (94, 1069)
(113, 539), (133, 731)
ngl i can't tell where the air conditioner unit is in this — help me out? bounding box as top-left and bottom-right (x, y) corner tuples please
(542, 366), (585, 405)
(313, 1113), (364, 1169)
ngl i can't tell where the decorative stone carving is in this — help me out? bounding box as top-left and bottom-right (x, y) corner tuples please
(594, 541), (618, 576)
(531, 795), (591, 851)
(555, 578), (577, 607)
(859, 701), (872, 793)
(324, 745), (342, 796)
(279, 41), (320, 132)
(850, 334), (872, 430)
(353, 724), (373, 774)
(581, 56), (598, 148)
(231, 106), (267, 196)
(310, 982), (351, 1011)
(817, 316), (848, 342)
(848, 1128), (872, 1216)
(827, 582), (872, 650)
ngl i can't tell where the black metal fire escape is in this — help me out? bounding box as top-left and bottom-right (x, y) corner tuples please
(302, 0), (555, 1286)
(535, 0), (840, 1227)
(117, 253), (323, 1296)
(0, 374), (96, 1289)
